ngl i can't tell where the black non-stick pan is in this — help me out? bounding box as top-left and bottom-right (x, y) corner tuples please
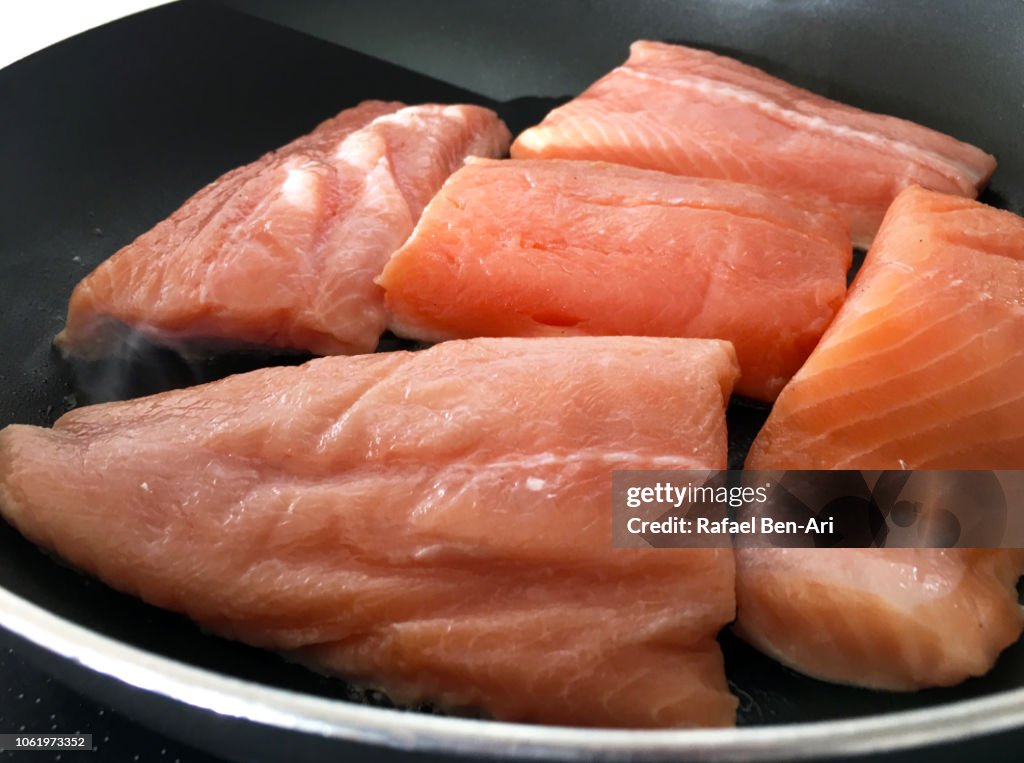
(2, 1), (1023, 760)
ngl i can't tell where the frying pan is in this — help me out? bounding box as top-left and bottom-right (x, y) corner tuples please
(1, 1), (1023, 760)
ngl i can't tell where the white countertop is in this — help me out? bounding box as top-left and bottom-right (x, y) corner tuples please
(0, 0), (171, 70)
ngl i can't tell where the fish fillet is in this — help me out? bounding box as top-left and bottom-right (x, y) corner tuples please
(738, 186), (1024, 690)
(378, 158), (851, 402)
(511, 41), (996, 247)
(0, 336), (740, 728)
(55, 101), (512, 359)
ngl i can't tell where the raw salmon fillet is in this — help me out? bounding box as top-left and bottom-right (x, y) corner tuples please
(511, 41), (996, 247)
(737, 187), (1024, 690)
(735, 548), (1024, 690)
(55, 101), (511, 359)
(748, 186), (1024, 470)
(0, 336), (741, 728)
(378, 158), (851, 402)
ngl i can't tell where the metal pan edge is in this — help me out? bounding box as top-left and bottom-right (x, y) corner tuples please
(4, 586), (1024, 761)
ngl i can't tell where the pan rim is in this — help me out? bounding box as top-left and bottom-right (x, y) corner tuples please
(3, 586), (1023, 761)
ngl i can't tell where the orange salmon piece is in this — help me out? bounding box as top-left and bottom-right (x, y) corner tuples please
(512, 42), (996, 247)
(379, 157), (850, 402)
(738, 187), (1024, 690)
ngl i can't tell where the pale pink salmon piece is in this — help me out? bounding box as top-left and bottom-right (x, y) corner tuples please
(56, 101), (511, 359)
(0, 336), (740, 728)
(738, 187), (1024, 690)
(378, 157), (851, 402)
(512, 41), (996, 248)
(735, 548), (1024, 690)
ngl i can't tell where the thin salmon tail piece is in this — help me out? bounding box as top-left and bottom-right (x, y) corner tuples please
(0, 336), (739, 728)
(378, 157), (850, 402)
(512, 41), (996, 247)
(56, 101), (512, 361)
(735, 549), (1024, 691)
(734, 186), (1024, 691)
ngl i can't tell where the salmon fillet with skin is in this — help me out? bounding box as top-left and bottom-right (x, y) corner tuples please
(0, 336), (740, 728)
(55, 101), (512, 359)
(737, 187), (1024, 691)
(378, 158), (851, 402)
(511, 41), (996, 248)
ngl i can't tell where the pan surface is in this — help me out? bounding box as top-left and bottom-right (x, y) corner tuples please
(1, 0), (1023, 759)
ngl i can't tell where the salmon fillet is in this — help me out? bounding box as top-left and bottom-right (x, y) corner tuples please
(511, 41), (996, 248)
(378, 158), (851, 402)
(55, 101), (512, 359)
(736, 548), (1024, 690)
(737, 187), (1024, 690)
(0, 336), (740, 728)
(748, 186), (1024, 470)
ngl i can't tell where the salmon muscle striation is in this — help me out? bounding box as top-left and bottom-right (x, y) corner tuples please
(512, 42), (995, 247)
(379, 157), (851, 402)
(0, 336), (740, 727)
(56, 101), (512, 359)
(737, 187), (1024, 690)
